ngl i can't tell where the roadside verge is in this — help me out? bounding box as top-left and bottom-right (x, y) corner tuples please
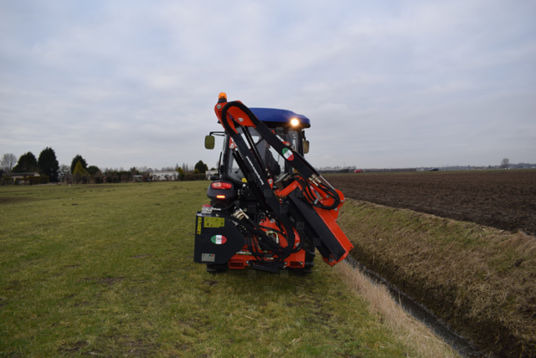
(338, 199), (536, 357)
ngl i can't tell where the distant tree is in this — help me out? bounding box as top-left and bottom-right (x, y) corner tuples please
(137, 166), (152, 173)
(1, 153), (17, 172)
(119, 170), (132, 183)
(177, 167), (185, 180)
(72, 160), (89, 184)
(103, 169), (119, 183)
(194, 160), (208, 174)
(87, 165), (101, 176)
(87, 165), (103, 183)
(58, 164), (71, 182)
(501, 158), (510, 169)
(13, 152), (38, 173)
(38, 147), (59, 182)
(71, 155), (88, 173)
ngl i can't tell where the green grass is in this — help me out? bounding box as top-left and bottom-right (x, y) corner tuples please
(0, 182), (415, 357)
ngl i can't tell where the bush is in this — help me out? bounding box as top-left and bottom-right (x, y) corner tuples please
(181, 173), (206, 181)
(1, 177), (13, 185)
(28, 175), (49, 185)
(10, 175), (49, 185)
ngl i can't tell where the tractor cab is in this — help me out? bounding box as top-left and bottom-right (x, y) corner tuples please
(205, 108), (311, 185)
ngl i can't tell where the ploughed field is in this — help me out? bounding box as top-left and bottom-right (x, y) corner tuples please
(327, 170), (536, 235)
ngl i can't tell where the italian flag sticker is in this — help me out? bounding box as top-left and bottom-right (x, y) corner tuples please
(210, 235), (227, 245)
(282, 148), (294, 161)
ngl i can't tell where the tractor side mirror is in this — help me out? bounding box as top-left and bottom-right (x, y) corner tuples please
(303, 140), (310, 154)
(204, 135), (215, 150)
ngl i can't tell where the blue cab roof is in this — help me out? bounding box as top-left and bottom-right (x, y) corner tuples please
(250, 107), (310, 128)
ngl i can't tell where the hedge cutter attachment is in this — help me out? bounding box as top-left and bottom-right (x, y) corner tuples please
(194, 93), (353, 273)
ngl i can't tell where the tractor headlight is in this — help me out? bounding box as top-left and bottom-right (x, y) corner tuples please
(290, 117), (300, 128)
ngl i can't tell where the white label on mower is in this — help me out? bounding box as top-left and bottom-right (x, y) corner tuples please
(201, 253), (215, 262)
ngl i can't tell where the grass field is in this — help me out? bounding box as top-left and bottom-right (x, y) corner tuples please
(1, 182), (426, 357)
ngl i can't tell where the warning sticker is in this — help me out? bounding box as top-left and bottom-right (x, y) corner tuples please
(196, 216), (202, 235)
(203, 217), (225, 228)
(201, 253), (216, 262)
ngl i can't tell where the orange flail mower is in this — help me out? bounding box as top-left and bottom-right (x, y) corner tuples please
(194, 94), (353, 273)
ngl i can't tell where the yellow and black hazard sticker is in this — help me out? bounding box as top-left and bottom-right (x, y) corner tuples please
(203, 216), (225, 228)
(196, 216), (202, 235)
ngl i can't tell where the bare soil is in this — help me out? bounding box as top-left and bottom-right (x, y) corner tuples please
(327, 170), (536, 235)
(0, 196), (36, 204)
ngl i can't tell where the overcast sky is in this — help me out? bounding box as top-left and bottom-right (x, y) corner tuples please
(1, 0), (535, 170)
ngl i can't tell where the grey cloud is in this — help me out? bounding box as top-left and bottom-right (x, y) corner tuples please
(1, 0), (535, 169)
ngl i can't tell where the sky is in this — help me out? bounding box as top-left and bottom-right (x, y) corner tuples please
(1, 0), (535, 170)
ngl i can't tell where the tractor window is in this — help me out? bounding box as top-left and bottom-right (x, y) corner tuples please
(268, 146), (286, 175)
(229, 155), (243, 182)
(287, 130), (300, 152)
(257, 140), (282, 177)
(224, 128), (302, 182)
(226, 136), (243, 182)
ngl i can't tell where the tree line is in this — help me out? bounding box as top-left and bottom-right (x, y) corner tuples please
(1, 148), (59, 184)
(1, 148), (210, 185)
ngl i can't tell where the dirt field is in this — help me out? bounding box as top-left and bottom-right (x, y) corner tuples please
(327, 170), (536, 235)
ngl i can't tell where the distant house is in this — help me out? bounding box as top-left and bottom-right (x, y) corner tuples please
(8, 172), (40, 185)
(151, 171), (179, 181)
(205, 169), (218, 180)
